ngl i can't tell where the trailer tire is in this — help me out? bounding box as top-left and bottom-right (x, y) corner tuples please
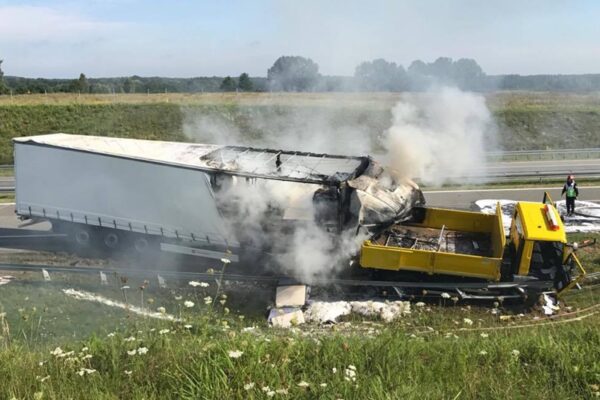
(74, 229), (91, 246)
(134, 237), (149, 253)
(103, 232), (120, 249)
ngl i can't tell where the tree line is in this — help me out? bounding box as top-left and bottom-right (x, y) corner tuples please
(2, 56), (600, 94)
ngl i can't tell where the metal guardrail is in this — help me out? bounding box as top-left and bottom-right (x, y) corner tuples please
(488, 148), (600, 162)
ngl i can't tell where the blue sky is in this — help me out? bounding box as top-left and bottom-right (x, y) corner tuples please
(1, 0), (599, 78)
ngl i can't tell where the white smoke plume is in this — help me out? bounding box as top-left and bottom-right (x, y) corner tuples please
(181, 88), (496, 282)
(384, 87), (495, 186)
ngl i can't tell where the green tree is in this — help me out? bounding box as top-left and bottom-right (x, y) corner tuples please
(0, 59), (9, 94)
(267, 56), (320, 91)
(237, 73), (253, 91)
(220, 76), (237, 92)
(123, 77), (134, 93)
(354, 59), (408, 91)
(71, 73), (89, 93)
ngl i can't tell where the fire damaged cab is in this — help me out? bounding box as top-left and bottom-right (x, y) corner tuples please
(360, 193), (586, 295)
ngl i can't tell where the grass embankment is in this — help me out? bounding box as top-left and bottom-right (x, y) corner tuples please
(1, 232), (599, 399)
(0, 92), (599, 164)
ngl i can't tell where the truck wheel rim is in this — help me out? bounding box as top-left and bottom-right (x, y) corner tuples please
(134, 238), (149, 253)
(75, 230), (90, 245)
(104, 233), (119, 248)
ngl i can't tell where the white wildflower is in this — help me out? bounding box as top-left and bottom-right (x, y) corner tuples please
(220, 299), (226, 305)
(107, 332), (116, 337)
(184, 300), (195, 308)
(174, 295), (183, 300)
(77, 368), (96, 376)
(50, 347), (63, 356)
(189, 281), (201, 287)
(415, 302), (425, 307)
(276, 389), (288, 394)
(37, 375), (50, 382)
(244, 382), (255, 390)
(511, 349), (520, 358)
(127, 349), (137, 356)
(463, 318), (474, 326)
(297, 381), (310, 388)
(137, 347), (149, 355)
(81, 347), (89, 352)
(320, 383), (327, 387)
(121, 285), (130, 290)
(124, 370), (132, 376)
(81, 354), (93, 360)
(220, 258), (231, 264)
(441, 292), (451, 299)
(184, 324), (193, 329)
(479, 350), (488, 355)
(332, 367), (337, 374)
(266, 391), (275, 397)
(261, 386), (270, 392)
(228, 350), (243, 359)
(242, 326), (256, 332)
(157, 307), (166, 314)
(124, 336), (136, 342)
(345, 366), (357, 382)
(203, 296), (212, 305)
(480, 333), (489, 338)
(159, 329), (170, 335)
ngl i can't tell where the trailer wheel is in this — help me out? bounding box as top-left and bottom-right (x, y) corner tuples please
(134, 237), (149, 253)
(104, 232), (120, 249)
(75, 229), (91, 246)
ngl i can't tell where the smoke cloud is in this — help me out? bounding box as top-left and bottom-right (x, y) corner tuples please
(384, 87), (496, 186)
(182, 87), (496, 282)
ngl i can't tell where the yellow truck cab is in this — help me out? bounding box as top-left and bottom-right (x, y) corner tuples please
(359, 193), (585, 296)
(507, 195), (585, 293)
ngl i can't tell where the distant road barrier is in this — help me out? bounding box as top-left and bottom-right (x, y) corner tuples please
(488, 148), (600, 162)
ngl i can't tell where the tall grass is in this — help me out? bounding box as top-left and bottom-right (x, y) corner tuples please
(1, 306), (599, 399)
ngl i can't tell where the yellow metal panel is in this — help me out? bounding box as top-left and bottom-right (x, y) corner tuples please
(516, 202), (566, 243)
(360, 241), (502, 281)
(518, 240), (534, 276)
(416, 207), (495, 233)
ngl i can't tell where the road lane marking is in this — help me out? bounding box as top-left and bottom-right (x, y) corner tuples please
(423, 185), (600, 194)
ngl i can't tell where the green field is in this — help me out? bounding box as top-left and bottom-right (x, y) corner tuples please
(0, 232), (598, 399)
(0, 92), (599, 164)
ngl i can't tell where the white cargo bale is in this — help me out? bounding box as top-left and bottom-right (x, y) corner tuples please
(268, 308), (305, 328)
(275, 285), (308, 308)
(0, 275), (14, 286)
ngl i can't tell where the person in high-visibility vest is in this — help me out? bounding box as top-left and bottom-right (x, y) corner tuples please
(561, 175), (579, 216)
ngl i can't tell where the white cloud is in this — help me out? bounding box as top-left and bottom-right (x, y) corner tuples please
(0, 5), (126, 43)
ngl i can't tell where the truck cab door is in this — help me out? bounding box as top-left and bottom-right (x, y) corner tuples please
(542, 191), (554, 206)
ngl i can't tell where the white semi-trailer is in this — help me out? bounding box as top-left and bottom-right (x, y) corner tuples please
(13, 133), (424, 264)
(14, 134), (238, 261)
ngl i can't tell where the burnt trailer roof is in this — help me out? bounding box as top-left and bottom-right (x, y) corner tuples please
(14, 134), (370, 186)
(200, 146), (369, 185)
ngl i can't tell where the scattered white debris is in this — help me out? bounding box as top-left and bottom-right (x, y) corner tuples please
(541, 293), (560, 316)
(62, 288), (182, 321)
(275, 285), (308, 308)
(303, 301), (352, 324)
(99, 271), (108, 285)
(0, 275), (14, 286)
(303, 300), (411, 324)
(269, 308), (305, 328)
(42, 269), (51, 282)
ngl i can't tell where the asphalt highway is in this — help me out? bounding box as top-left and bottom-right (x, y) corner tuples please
(424, 185), (600, 209)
